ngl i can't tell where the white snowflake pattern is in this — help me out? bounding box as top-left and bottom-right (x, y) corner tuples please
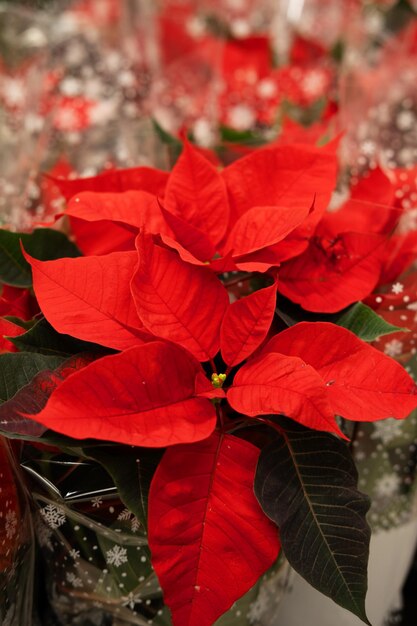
(5, 510), (17, 540)
(384, 339), (404, 357)
(361, 140), (376, 156)
(69, 548), (81, 560)
(117, 508), (141, 533)
(66, 572), (83, 588)
(391, 282), (404, 294)
(117, 508), (131, 521)
(375, 473), (401, 498)
(371, 419), (404, 445)
(122, 591), (143, 609)
(91, 496), (103, 508)
(105, 545), (128, 568)
(40, 504), (66, 529)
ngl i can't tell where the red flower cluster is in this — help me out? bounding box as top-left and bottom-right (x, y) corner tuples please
(8, 139), (415, 625)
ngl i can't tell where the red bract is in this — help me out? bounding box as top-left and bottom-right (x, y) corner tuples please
(0, 285), (36, 320)
(0, 318), (25, 353)
(164, 139), (229, 246)
(28, 342), (218, 446)
(131, 234), (229, 361)
(220, 282), (277, 367)
(227, 352), (342, 436)
(148, 431), (280, 626)
(263, 322), (417, 421)
(222, 142), (338, 233)
(25, 250), (150, 350)
(279, 232), (386, 312)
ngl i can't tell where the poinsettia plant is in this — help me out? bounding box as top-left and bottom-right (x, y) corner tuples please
(1, 137), (417, 626)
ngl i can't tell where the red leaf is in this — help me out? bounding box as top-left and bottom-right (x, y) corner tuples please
(46, 165), (169, 201)
(27, 342), (217, 446)
(69, 217), (136, 256)
(66, 190), (172, 256)
(25, 250), (148, 350)
(148, 431), (280, 626)
(158, 234), (206, 267)
(0, 286), (35, 320)
(131, 235), (229, 361)
(160, 206), (215, 261)
(0, 354), (91, 436)
(279, 232), (385, 312)
(164, 140), (229, 246)
(222, 143), (338, 230)
(223, 204), (311, 257)
(220, 283), (277, 367)
(227, 352), (342, 436)
(231, 241), (308, 273)
(0, 318), (25, 352)
(263, 322), (417, 421)
(66, 191), (171, 235)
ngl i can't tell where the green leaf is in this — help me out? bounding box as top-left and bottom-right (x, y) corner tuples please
(333, 302), (406, 341)
(85, 446), (163, 528)
(0, 228), (81, 287)
(9, 317), (106, 357)
(219, 125), (265, 146)
(0, 352), (65, 404)
(277, 299), (405, 342)
(254, 419), (371, 624)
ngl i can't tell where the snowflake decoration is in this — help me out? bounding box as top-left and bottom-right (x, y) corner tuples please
(69, 548), (81, 560)
(40, 504), (66, 529)
(361, 140), (376, 157)
(117, 508), (141, 533)
(384, 339), (404, 358)
(117, 508), (131, 521)
(105, 545), (128, 568)
(371, 419), (404, 445)
(375, 473), (401, 499)
(5, 510), (17, 540)
(391, 282), (404, 295)
(66, 572), (83, 588)
(122, 591), (143, 609)
(91, 496), (103, 508)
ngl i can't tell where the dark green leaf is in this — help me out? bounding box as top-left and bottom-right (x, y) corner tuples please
(0, 352), (65, 404)
(254, 419), (371, 624)
(0, 228), (81, 287)
(9, 317), (106, 357)
(277, 298), (405, 342)
(85, 446), (163, 528)
(333, 302), (406, 341)
(219, 125), (265, 146)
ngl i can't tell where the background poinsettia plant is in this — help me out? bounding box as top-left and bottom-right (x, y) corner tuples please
(1, 137), (417, 626)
